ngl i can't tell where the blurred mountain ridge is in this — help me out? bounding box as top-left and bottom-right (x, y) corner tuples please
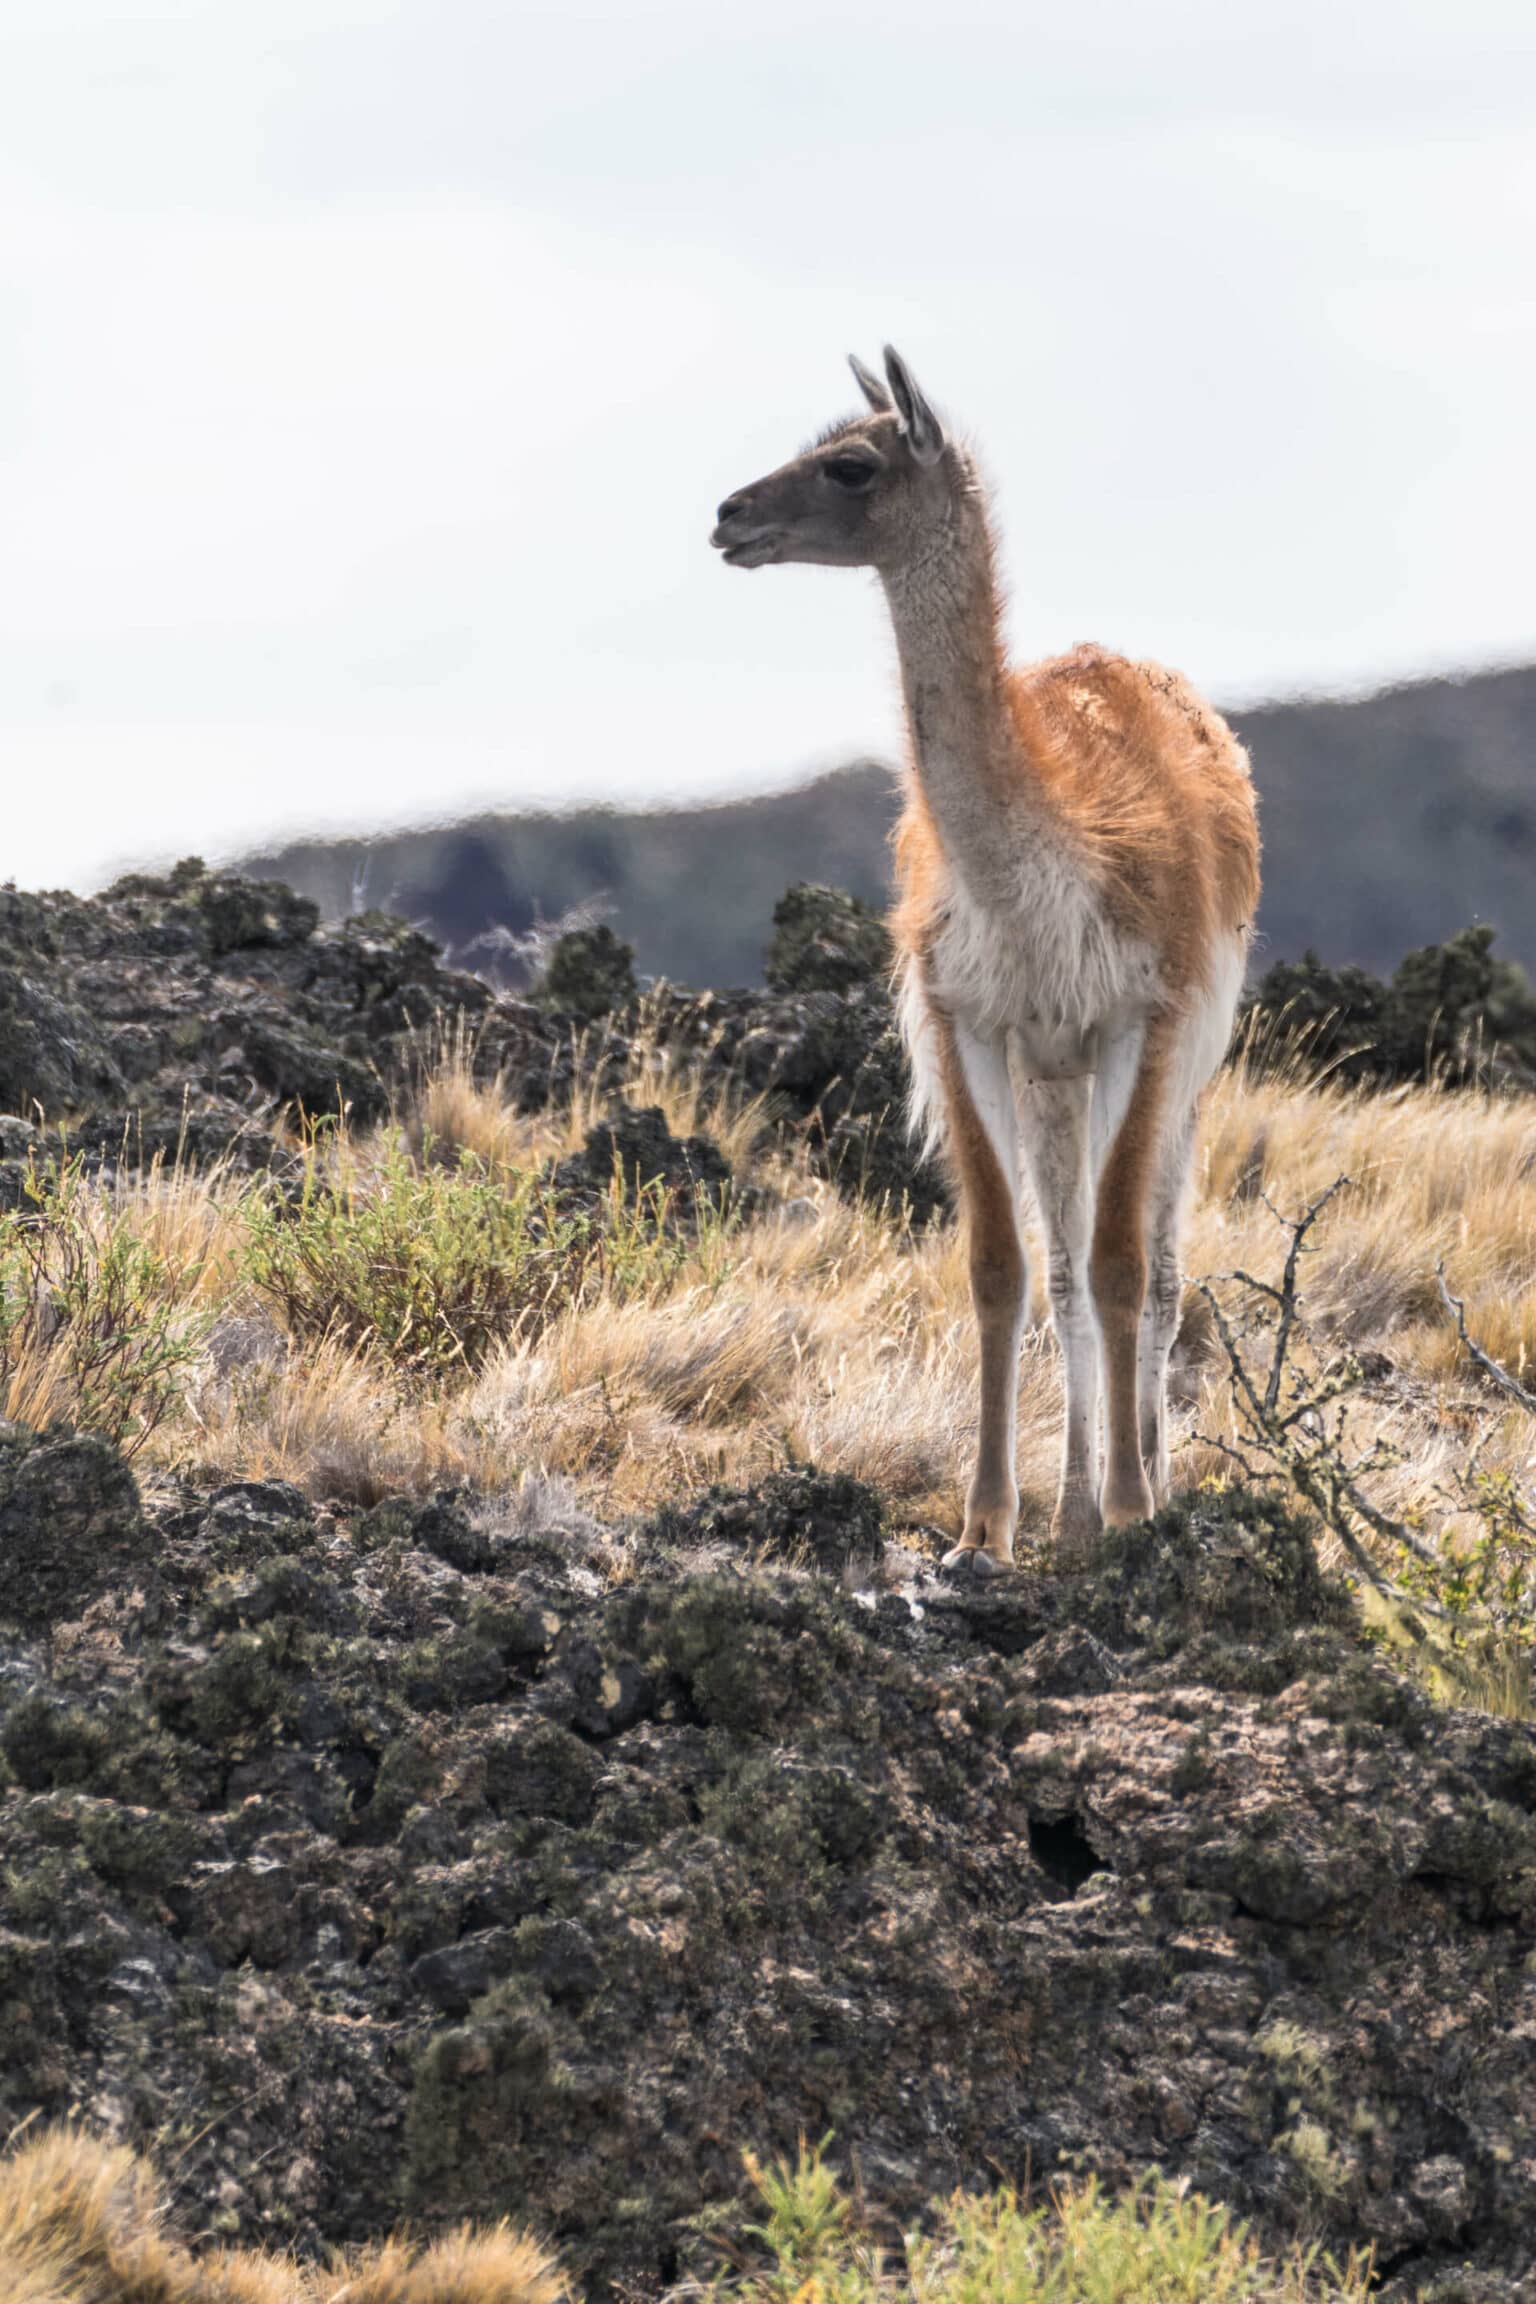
(247, 660), (1536, 986)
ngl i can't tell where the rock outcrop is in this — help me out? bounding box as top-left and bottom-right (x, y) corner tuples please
(1, 1430), (1531, 2300)
(0, 868), (944, 1217)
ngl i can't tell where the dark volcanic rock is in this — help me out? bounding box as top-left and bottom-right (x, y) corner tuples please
(650, 1464), (887, 1576)
(0, 966), (126, 1116)
(553, 1104), (733, 1211)
(1, 1449), (1533, 2300)
(0, 865), (497, 1159)
(632, 980), (949, 1221)
(0, 1422), (151, 1632)
(0, 861), (940, 1218)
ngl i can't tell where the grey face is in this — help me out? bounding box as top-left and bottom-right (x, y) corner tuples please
(710, 345), (950, 575)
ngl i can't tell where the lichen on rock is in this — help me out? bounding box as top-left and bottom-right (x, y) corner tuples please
(0, 1428), (1532, 2298)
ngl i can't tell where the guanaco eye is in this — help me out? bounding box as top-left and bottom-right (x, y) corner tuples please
(824, 456), (878, 492)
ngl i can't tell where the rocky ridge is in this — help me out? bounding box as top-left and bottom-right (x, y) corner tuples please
(0, 864), (944, 1216)
(0, 1429), (1533, 2301)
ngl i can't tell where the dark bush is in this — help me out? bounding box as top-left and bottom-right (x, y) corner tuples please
(537, 925), (637, 1022)
(765, 884), (893, 995)
(1244, 925), (1536, 1086)
(552, 1105), (731, 1212)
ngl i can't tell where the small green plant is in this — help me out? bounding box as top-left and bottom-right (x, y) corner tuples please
(735, 2135), (860, 2299)
(0, 1155), (204, 1455)
(1258, 2021), (1336, 2108)
(690, 2141), (1372, 2300)
(1390, 1458), (1536, 1716)
(1277, 2120), (1351, 2207)
(1169, 1729), (1215, 1795)
(243, 1129), (708, 1380)
(1403, 1270), (1536, 1706)
(244, 1133), (596, 1377)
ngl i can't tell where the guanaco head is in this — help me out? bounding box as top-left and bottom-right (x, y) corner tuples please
(710, 346), (959, 574)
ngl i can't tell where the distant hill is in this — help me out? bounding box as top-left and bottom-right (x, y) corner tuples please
(248, 662), (1536, 985)
(1237, 663), (1536, 976)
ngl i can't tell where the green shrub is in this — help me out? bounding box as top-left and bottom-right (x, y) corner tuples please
(537, 924), (638, 1021)
(0, 1157), (203, 1455)
(244, 1136), (589, 1377)
(243, 1133), (697, 1379)
(695, 2140), (1371, 2300)
(765, 883), (893, 995)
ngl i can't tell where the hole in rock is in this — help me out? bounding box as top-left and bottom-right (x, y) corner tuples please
(1028, 1811), (1106, 1894)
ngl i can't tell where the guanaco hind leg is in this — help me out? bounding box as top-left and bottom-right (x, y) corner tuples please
(1090, 1021), (1180, 1530)
(1137, 1106), (1197, 1501)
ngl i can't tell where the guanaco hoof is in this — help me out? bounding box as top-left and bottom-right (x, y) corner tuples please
(940, 1543), (1015, 1580)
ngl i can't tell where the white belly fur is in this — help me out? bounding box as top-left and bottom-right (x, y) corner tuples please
(931, 865), (1161, 1062)
(900, 860), (1247, 1155)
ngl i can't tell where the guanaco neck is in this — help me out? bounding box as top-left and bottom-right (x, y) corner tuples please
(880, 480), (1056, 912)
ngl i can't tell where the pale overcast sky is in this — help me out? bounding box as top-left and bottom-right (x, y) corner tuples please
(2, 1), (1534, 891)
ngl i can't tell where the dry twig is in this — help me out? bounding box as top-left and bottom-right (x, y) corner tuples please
(1437, 1262), (1536, 1415)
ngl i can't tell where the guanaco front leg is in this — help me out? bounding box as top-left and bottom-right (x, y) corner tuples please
(936, 1015), (1024, 1574)
(1015, 1069), (1100, 1562)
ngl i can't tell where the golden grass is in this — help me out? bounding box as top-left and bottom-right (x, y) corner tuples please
(1196, 1062), (1536, 1377)
(1184, 1059), (1536, 1563)
(0, 2127), (566, 2304)
(403, 1013), (535, 1173)
(186, 1329), (434, 1506)
(5, 1034), (1525, 1607)
(405, 1002), (773, 1177)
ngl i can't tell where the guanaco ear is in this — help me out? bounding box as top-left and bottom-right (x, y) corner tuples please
(847, 352), (893, 413)
(882, 344), (945, 466)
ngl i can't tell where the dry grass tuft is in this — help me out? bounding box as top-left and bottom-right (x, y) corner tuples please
(404, 1002), (773, 1180)
(402, 1013), (533, 1173)
(310, 2228), (566, 2304)
(0, 2127), (566, 2304)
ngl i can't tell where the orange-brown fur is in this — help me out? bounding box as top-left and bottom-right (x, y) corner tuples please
(893, 644), (1260, 1005)
(1089, 1005), (1179, 1520)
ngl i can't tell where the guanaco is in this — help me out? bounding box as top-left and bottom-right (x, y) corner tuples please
(711, 347), (1259, 1572)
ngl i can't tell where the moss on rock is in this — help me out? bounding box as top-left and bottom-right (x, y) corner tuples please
(0, 1423), (150, 1633)
(0, 1444), (1533, 2297)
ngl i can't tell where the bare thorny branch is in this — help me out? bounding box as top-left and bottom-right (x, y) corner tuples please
(1195, 1175), (1536, 1638)
(1436, 1263), (1536, 1416)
